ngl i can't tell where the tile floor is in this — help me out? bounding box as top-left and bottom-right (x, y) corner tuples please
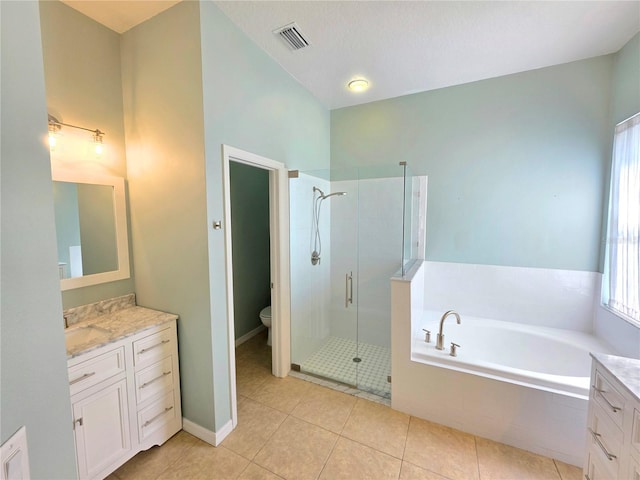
(109, 331), (583, 480)
(300, 336), (391, 399)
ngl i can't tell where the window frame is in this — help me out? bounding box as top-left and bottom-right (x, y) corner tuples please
(602, 111), (640, 328)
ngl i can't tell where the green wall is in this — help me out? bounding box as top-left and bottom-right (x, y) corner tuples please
(331, 56), (614, 272)
(230, 162), (271, 340)
(1, 2), (78, 477)
(122, 1), (330, 434)
(40, 0), (135, 308)
(199, 1), (330, 429)
(611, 32), (640, 126)
(121, 0), (214, 431)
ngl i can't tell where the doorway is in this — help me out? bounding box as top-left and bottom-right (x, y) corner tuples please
(221, 145), (290, 428)
(229, 162), (271, 347)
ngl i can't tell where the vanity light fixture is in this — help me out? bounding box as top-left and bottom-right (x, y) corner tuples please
(48, 121), (61, 149)
(93, 131), (104, 156)
(48, 114), (105, 155)
(348, 78), (369, 92)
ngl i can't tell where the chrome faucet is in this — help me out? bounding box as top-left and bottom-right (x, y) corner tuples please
(436, 310), (461, 350)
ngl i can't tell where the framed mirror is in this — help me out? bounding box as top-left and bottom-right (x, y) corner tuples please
(52, 170), (130, 290)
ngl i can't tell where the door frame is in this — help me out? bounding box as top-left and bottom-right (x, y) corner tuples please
(221, 145), (291, 428)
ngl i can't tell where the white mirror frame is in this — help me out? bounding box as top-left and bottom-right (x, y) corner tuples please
(52, 170), (130, 290)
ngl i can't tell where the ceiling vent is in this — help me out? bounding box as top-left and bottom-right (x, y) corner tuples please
(273, 23), (310, 51)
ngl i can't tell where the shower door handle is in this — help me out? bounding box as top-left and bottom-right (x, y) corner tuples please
(345, 272), (353, 308)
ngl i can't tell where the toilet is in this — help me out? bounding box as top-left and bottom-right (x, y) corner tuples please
(259, 306), (272, 346)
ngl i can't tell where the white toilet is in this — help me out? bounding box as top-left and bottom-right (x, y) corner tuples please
(259, 306), (272, 346)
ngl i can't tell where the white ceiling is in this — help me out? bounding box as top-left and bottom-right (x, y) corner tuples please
(62, 1), (640, 110)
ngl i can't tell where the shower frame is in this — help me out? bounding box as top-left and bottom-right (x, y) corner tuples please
(289, 164), (416, 396)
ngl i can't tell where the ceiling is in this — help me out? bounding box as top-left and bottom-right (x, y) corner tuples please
(62, 1), (640, 110)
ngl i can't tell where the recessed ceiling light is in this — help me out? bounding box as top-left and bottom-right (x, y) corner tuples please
(348, 79), (369, 92)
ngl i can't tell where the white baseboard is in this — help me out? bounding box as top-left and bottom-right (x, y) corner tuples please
(235, 324), (266, 347)
(182, 418), (234, 447)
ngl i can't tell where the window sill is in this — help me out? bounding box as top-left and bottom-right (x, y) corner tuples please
(600, 303), (640, 329)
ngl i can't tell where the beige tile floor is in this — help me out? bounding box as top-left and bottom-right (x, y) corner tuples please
(110, 332), (583, 480)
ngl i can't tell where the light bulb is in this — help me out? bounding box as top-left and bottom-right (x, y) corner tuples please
(48, 132), (57, 149)
(348, 79), (369, 92)
(93, 131), (104, 157)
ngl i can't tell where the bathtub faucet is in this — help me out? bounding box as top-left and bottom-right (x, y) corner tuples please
(436, 310), (461, 350)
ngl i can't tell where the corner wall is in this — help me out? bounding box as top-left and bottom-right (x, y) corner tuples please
(332, 56), (614, 272)
(595, 32), (640, 358)
(39, 0), (134, 308)
(0, 2), (77, 477)
(199, 1), (330, 430)
(121, 1), (214, 431)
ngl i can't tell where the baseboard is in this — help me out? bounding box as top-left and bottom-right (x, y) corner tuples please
(182, 418), (234, 447)
(235, 324), (266, 347)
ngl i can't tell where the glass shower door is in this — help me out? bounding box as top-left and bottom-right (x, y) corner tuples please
(353, 165), (405, 398)
(326, 170), (360, 387)
(289, 168), (360, 388)
(289, 165), (405, 399)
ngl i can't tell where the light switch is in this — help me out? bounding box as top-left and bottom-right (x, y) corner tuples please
(1, 426), (29, 480)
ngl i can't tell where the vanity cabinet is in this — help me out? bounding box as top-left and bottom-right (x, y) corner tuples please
(68, 320), (181, 480)
(584, 354), (640, 480)
(71, 376), (131, 479)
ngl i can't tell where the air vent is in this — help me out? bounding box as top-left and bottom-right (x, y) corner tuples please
(273, 22), (310, 51)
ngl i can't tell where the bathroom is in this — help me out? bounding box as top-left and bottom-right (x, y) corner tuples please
(2, 1), (639, 478)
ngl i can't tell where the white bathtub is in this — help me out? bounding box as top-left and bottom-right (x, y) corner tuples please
(412, 311), (617, 399)
(391, 261), (620, 465)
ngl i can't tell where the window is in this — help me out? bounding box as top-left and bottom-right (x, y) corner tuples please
(603, 112), (640, 325)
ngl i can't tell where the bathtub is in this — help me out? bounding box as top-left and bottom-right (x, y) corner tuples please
(412, 311), (617, 399)
(390, 261), (624, 465)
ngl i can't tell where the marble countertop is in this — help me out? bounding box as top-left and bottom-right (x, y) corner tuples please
(66, 306), (178, 359)
(591, 352), (640, 402)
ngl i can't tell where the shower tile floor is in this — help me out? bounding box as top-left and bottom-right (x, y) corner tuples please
(299, 336), (391, 399)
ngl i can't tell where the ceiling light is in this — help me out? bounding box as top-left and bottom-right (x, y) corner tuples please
(348, 79), (369, 92)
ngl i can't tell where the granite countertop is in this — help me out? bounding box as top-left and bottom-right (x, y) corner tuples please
(66, 306), (178, 359)
(591, 352), (640, 402)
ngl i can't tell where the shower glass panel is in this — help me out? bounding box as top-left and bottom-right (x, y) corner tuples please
(289, 164), (405, 399)
(401, 164), (427, 275)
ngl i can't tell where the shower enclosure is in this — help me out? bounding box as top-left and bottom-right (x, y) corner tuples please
(289, 163), (424, 399)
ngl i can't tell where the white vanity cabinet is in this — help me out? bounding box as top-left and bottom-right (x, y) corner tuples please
(68, 320), (181, 480)
(584, 354), (640, 480)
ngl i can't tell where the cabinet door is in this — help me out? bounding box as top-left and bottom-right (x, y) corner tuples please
(72, 378), (131, 480)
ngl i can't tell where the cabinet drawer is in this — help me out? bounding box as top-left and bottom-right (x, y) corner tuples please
(133, 327), (173, 369)
(137, 391), (177, 443)
(68, 346), (126, 396)
(592, 369), (626, 429)
(587, 403), (623, 478)
(135, 356), (175, 405)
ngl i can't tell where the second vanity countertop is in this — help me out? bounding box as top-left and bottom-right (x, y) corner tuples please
(65, 306), (179, 359)
(591, 352), (640, 402)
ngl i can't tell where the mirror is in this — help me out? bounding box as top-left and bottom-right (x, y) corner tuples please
(52, 171), (130, 290)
